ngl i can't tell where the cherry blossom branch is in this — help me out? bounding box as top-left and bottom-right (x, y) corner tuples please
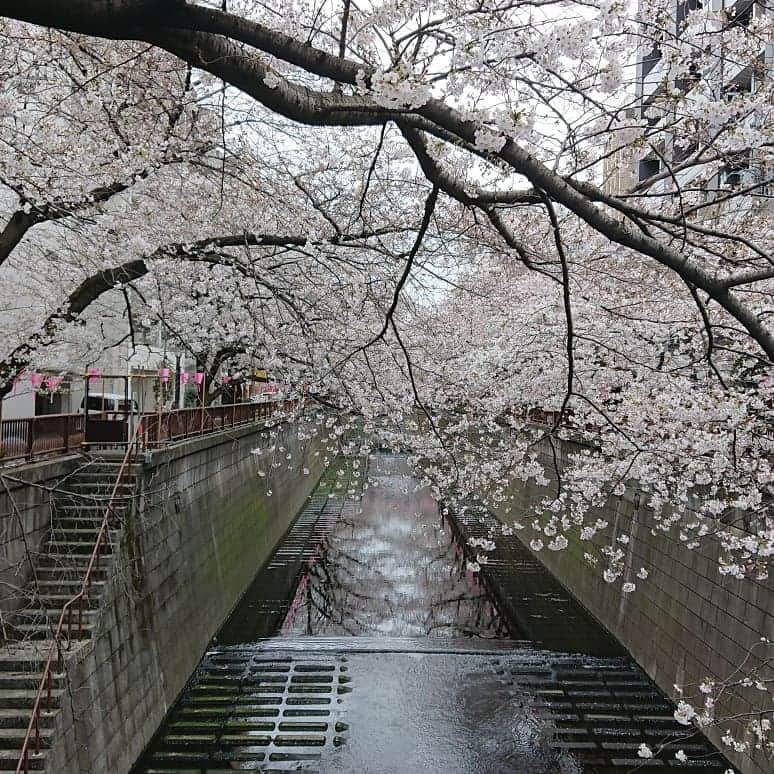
(3, 1), (772, 358)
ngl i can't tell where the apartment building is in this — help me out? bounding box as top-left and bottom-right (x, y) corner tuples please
(606, 0), (772, 197)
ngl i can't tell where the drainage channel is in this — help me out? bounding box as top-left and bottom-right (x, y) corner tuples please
(132, 452), (730, 773)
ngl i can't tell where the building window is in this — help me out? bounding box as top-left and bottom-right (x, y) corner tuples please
(638, 157), (661, 181)
(723, 150), (752, 187)
(641, 44), (662, 78)
(728, 0), (755, 29)
(674, 140), (699, 163)
(676, 0), (703, 30)
(136, 320), (158, 347)
(723, 66), (754, 98)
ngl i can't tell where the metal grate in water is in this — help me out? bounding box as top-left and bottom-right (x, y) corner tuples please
(141, 649), (349, 772)
(446, 503), (625, 656)
(216, 458), (365, 644)
(494, 653), (727, 771)
(266, 494), (358, 571)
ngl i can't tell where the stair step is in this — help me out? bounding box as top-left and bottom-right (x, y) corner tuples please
(0, 726), (54, 750)
(10, 624), (92, 641)
(33, 580), (105, 591)
(53, 504), (123, 511)
(60, 481), (135, 492)
(54, 496), (134, 506)
(34, 570), (108, 584)
(27, 595), (99, 610)
(50, 517), (109, 530)
(13, 607), (97, 622)
(0, 689), (62, 710)
(0, 708), (56, 730)
(0, 748), (47, 770)
(43, 541), (115, 555)
(0, 673), (61, 692)
(69, 468), (139, 478)
(48, 528), (119, 540)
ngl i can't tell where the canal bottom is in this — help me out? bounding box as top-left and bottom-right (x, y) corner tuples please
(132, 452), (730, 773)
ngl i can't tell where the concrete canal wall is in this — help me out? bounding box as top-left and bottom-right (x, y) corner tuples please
(491, 435), (772, 774)
(49, 414), (330, 773)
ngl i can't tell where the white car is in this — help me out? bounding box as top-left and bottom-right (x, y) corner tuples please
(80, 393), (139, 418)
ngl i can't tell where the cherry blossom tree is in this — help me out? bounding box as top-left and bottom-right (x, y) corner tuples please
(0, 2), (772, 767)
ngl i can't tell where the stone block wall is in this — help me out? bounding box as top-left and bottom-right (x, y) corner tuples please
(49, 413), (330, 773)
(0, 456), (79, 617)
(491, 435), (772, 774)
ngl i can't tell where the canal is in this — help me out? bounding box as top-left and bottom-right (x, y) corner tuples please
(132, 452), (729, 773)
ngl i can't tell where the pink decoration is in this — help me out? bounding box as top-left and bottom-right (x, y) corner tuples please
(194, 372), (205, 386)
(29, 372), (45, 390)
(87, 368), (101, 384)
(46, 375), (63, 392)
(159, 367), (171, 384)
(222, 374), (231, 385)
(179, 372), (190, 385)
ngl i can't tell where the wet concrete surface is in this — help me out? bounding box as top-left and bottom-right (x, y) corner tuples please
(133, 452), (730, 773)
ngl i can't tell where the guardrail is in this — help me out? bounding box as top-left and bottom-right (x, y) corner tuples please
(15, 426), (140, 774)
(138, 399), (299, 448)
(0, 400), (300, 464)
(0, 413), (86, 463)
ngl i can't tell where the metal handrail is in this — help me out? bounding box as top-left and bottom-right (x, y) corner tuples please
(0, 399), (299, 464)
(137, 398), (300, 448)
(0, 412), (85, 463)
(15, 424), (141, 774)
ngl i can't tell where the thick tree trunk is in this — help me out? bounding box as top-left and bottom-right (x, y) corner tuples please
(0, 211), (37, 266)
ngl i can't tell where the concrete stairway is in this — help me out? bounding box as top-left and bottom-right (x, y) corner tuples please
(0, 457), (138, 771)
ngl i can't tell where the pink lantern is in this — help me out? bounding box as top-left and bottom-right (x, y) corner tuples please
(159, 367), (171, 384)
(194, 372), (205, 386)
(179, 372), (190, 386)
(29, 372), (45, 390)
(222, 374), (231, 385)
(46, 375), (63, 393)
(87, 367), (101, 384)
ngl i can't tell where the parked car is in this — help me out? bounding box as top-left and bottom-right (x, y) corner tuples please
(80, 393), (139, 420)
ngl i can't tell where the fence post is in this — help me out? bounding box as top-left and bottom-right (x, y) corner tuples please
(25, 418), (34, 460)
(63, 414), (70, 453)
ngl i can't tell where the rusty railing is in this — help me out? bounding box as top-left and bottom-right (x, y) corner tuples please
(0, 399), (300, 464)
(138, 399), (299, 448)
(0, 413), (85, 463)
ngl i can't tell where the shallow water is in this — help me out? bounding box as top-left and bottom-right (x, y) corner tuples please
(279, 453), (506, 639)
(132, 452), (728, 773)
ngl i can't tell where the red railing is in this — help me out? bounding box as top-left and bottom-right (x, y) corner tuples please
(0, 413), (85, 463)
(526, 407), (564, 426)
(0, 400), (300, 464)
(138, 399), (299, 448)
(15, 427), (140, 774)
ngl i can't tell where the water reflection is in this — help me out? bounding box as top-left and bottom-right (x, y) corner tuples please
(280, 453), (508, 639)
(133, 452), (730, 774)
